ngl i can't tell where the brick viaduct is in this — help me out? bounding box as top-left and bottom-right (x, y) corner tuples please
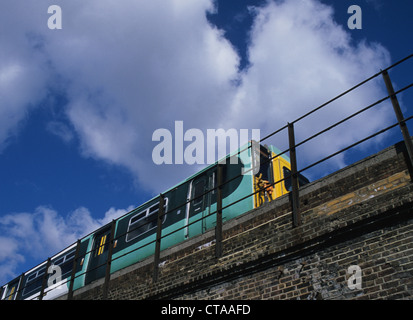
(62, 140), (413, 300)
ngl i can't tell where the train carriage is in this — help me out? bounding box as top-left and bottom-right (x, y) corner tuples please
(1, 141), (308, 300)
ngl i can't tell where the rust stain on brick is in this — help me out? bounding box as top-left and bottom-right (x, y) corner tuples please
(312, 171), (410, 217)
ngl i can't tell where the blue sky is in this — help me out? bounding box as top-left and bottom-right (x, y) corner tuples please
(1, 0), (413, 285)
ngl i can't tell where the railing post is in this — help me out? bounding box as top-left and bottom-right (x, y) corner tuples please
(102, 220), (116, 300)
(382, 70), (413, 170)
(67, 239), (81, 300)
(215, 163), (223, 258)
(153, 193), (165, 282)
(39, 258), (51, 300)
(288, 122), (301, 227)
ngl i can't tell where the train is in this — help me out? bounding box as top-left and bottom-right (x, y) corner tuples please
(1, 141), (309, 300)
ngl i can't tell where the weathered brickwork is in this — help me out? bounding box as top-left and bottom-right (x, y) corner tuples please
(68, 141), (413, 300)
(180, 203), (413, 300)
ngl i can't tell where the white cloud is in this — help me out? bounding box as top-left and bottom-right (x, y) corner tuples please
(0, 237), (24, 284)
(38, 0), (240, 192)
(0, 53), (49, 152)
(228, 0), (391, 176)
(46, 121), (74, 144)
(0, 205), (130, 284)
(0, 1), (51, 152)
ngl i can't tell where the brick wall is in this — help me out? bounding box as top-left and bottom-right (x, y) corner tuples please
(68, 141), (413, 300)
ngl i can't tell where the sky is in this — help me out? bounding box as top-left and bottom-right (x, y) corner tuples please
(1, 0), (413, 285)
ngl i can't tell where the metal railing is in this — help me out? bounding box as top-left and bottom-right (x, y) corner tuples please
(2, 53), (413, 301)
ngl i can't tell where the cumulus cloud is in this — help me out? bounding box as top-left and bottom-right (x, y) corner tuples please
(43, 0), (241, 192)
(0, 46), (49, 152)
(46, 121), (74, 144)
(0, 1), (51, 151)
(0, 237), (24, 284)
(228, 0), (391, 176)
(0, 205), (131, 284)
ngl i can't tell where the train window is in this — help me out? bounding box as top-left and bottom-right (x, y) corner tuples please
(22, 267), (46, 299)
(149, 203), (160, 213)
(284, 167), (292, 191)
(22, 268), (46, 298)
(283, 167), (310, 191)
(6, 286), (16, 300)
(146, 203), (160, 229)
(256, 153), (272, 182)
(4, 279), (20, 300)
(26, 273), (37, 283)
(192, 179), (205, 206)
(126, 198), (168, 242)
(53, 250), (76, 279)
(130, 211), (146, 225)
(126, 210), (148, 242)
(209, 172), (216, 194)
